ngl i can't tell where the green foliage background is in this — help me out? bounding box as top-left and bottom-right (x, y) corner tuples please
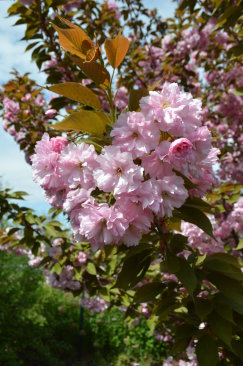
(0, 251), (166, 366)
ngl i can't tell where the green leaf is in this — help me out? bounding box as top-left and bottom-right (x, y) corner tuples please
(52, 262), (62, 276)
(208, 312), (232, 346)
(207, 273), (243, 306)
(174, 205), (215, 239)
(115, 248), (152, 290)
(196, 335), (219, 366)
(216, 294), (243, 316)
(195, 298), (213, 321)
(215, 6), (239, 27)
(228, 44), (243, 59)
(86, 262), (97, 275)
(99, 287), (110, 302)
(164, 253), (181, 273)
(184, 196), (213, 213)
(177, 257), (197, 297)
(171, 324), (194, 355)
(52, 110), (108, 135)
(49, 82), (101, 109)
(146, 315), (158, 333)
(232, 87), (243, 96)
(236, 238), (243, 251)
(125, 243), (152, 259)
(204, 253), (243, 281)
(170, 234), (187, 254)
(232, 338), (243, 361)
(154, 297), (176, 320)
(134, 282), (164, 303)
(214, 300), (233, 323)
(195, 254), (206, 266)
(171, 337), (191, 355)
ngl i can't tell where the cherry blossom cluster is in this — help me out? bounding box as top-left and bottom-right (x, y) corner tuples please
(31, 82), (218, 248)
(181, 196), (243, 256)
(2, 93), (56, 162)
(137, 18), (242, 185)
(82, 296), (109, 312)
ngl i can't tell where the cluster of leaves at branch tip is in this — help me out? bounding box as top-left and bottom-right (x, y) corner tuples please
(50, 16), (130, 135)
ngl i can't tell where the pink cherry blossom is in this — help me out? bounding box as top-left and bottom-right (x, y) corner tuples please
(79, 201), (128, 247)
(31, 133), (65, 190)
(115, 198), (153, 246)
(114, 86), (128, 110)
(111, 111), (159, 158)
(94, 145), (144, 195)
(142, 141), (172, 179)
(82, 296), (109, 312)
(107, 1), (121, 20)
(45, 109), (57, 118)
(63, 188), (92, 233)
(139, 82), (202, 136)
(59, 142), (97, 189)
(153, 175), (188, 217)
(169, 138), (194, 161)
(74, 251), (87, 266)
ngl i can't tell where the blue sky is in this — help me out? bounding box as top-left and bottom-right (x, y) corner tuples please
(0, 1), (176, 214)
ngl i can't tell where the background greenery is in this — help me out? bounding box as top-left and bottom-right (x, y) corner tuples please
(0, 251), (167, 366)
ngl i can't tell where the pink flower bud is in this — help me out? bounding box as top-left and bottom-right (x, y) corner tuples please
(169, 138), (193, 160)
(45, 109), (57, 118)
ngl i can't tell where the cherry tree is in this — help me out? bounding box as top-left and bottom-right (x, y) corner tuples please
(1, 1), (242, 365)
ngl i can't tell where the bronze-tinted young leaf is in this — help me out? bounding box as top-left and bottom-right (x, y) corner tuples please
(52, 110), (108, 135)
(52, 16), (94, 60)
(86, 46), (101, 63)
(104, 31), (130, 68)
(49, 82), (101, 109)
(128, 88), (149, 111)
(71, 56), (110, 86)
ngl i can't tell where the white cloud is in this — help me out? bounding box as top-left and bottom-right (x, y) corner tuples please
(0, 3), (45, 85)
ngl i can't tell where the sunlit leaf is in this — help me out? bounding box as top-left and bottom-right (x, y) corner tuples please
(128, 88), (149, 111)
(49, 82), (101, 109)
(52, 15), (94, 60)
(104, 31), (130, 68)
(71, 56), (110, 87)
(52, 109), (108, 135)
